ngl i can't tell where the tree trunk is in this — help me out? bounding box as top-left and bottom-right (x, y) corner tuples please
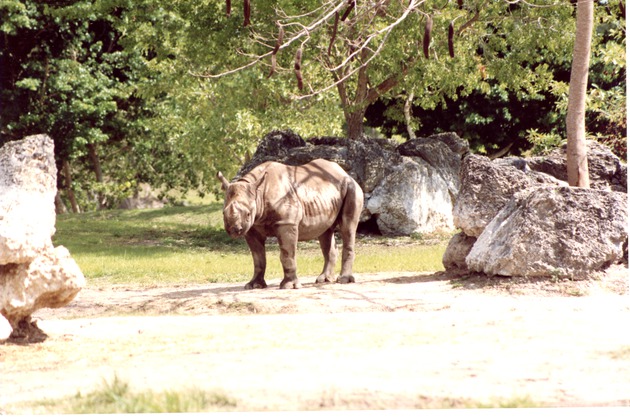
(62, 160), (80, 213)
(335, 49), (410, 140)
(54, 191), (67, 214)
(346, 108), (366, 140)
(87, 143), (107, 208)
(87, 143), (104, 183)
(404, 93), (416, 139)
(566, 0), (593, 188)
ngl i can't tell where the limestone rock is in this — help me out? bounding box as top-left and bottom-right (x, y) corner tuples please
(0, 314), (11, 340)
(366, 157), (454, 235)
(0, 135), (57, 264)
(453, 154), (550, 237)
(1, 246), (84, 324)
(284, 144), (350, 170)
(466, 187), (628, 277)
(398, 133), (469, 198)
(442, 232), (477, 271)
(526, 141), (627, 192)
(345, 137), (401, 194)
(0, 134), (57, 193)
(0, 134), (85, 342)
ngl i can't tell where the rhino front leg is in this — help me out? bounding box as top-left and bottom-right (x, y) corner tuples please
(316, 228), (337, 284)
(277, 225), (301, 289)
(244, 230), (267, 290)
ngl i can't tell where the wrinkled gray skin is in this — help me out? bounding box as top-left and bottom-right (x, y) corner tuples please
(218, 159), (364, 290)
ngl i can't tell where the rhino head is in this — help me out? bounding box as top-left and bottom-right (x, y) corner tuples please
(217, 171), (266, 238)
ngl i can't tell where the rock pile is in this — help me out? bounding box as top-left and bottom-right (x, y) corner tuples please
(443, 141), (628, 278)
(236, 130), (469, 235)
(0, 134), (85, 343)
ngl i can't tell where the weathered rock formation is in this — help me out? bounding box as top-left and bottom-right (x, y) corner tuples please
(0, 137), (57, 264)
(237, 130), (469, 235)
(452, 154), (563, 238)
(466, 187), (627, 277)
(442, 231), (477, 271)
(0, 134), (85, 343)
(527, 141), (627, 192)
(444, 141), (628, 278)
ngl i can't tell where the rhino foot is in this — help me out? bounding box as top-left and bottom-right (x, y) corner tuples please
(315, 274), (335, 284)
(337, 275), (355, 284)
(245, 280), (267, 290)
(280, 279), (301, 289)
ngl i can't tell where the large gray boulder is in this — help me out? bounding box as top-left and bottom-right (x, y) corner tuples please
(444, 140), (628, 278)
(397, 132), (469, 200)
(235, 130), (468, 235)
(453, 141), (628, 241)
(452, 154), (556, 238)
(0, 135), (85, 343)
(442, 231), (477, 271)
(363, 133), (469, 234)
(237, 130), (308, 177)
(365, 157), (454, 235)
(1, 246), (84, 337)
(466, 187), (628, 278)
(0, 135), (57, 264)
(527, 141), (627, 192)
(239, 131), (402, 195)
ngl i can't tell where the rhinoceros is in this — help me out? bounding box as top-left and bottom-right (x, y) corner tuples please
(217, 159), (364, 290)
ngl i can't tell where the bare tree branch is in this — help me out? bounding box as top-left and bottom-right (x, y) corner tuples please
(456, 9), (480, 36)
(191, 1), (348, 79)
(191, 0), (425, 81)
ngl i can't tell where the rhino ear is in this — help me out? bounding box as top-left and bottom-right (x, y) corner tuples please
(217, 171), (230, 191)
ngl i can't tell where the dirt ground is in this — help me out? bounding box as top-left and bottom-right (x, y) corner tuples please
(1, 265), (629, 413)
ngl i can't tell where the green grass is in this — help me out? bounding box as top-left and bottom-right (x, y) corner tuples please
(30, 375), (540, 414)
(32, 376), (236, 414)
(53, 204), (449, 286)
(417, 394), (542, 409)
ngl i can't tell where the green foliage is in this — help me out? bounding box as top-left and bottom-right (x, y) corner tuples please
(525, 129), (564, 156)
(1, 0), (154, 209)
(0, 0), (250, 208)
(2, 0), (625, 210)
(586, 2), (627, 159)
(35, 375), (236, 414)
(368, 1), (625, 157)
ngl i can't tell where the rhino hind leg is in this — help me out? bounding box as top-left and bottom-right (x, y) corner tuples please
(337, 178), (363, 284)
(316, 228), (338, 284)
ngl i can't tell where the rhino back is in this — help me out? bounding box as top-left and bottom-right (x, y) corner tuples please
(256, 160), (349, 240)
(295, 160), (348, 239)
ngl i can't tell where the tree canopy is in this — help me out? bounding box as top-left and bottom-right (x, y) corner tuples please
(0, 0), (625, 211)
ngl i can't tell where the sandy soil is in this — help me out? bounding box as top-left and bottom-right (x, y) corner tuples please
(1, 266), (629, 413)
